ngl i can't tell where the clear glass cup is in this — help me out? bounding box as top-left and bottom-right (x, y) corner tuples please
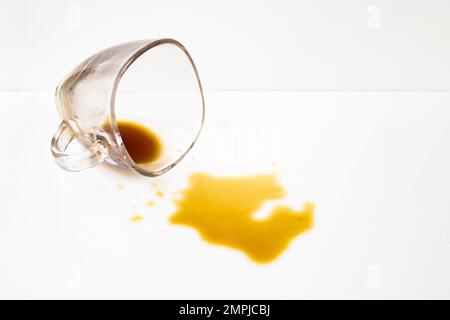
(51, 39), (205, 177)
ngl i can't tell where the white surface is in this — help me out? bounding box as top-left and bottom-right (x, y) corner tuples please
(0, 91), (450, 299)
(2, 0), (450, 91)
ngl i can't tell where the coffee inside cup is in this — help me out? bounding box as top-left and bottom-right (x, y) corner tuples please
(116, 120), (163, 164)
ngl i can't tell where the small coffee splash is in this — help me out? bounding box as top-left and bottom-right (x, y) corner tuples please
(170, 173), (314, 264)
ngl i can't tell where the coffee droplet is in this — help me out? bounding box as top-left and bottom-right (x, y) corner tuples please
(130, 214), (144, 222)
(117, 120), (163, 164)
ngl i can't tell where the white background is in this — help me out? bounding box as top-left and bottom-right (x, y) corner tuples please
(1, 1), (450, 299)
(1, 0), (450, 91)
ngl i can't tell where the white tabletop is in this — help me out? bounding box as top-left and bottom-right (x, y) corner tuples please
(1, 91), (449, 299)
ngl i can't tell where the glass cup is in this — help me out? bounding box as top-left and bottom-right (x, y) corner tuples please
(51, 39), (205, 177)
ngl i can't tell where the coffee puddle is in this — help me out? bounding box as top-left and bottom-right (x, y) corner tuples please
(170, 173), (314, 264)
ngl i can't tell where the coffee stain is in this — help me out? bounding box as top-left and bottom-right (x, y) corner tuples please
(170, 173), (314, 264)
(130, 214), (144, 222)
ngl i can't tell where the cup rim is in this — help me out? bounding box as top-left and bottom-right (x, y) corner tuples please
(110, 38), (205, 177)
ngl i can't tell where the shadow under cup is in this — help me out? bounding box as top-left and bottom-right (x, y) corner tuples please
(113, 42), (205, 176)
(51, 39), (205, 177)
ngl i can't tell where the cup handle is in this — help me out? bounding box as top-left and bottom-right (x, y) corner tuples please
(51, 121), (106, 172)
